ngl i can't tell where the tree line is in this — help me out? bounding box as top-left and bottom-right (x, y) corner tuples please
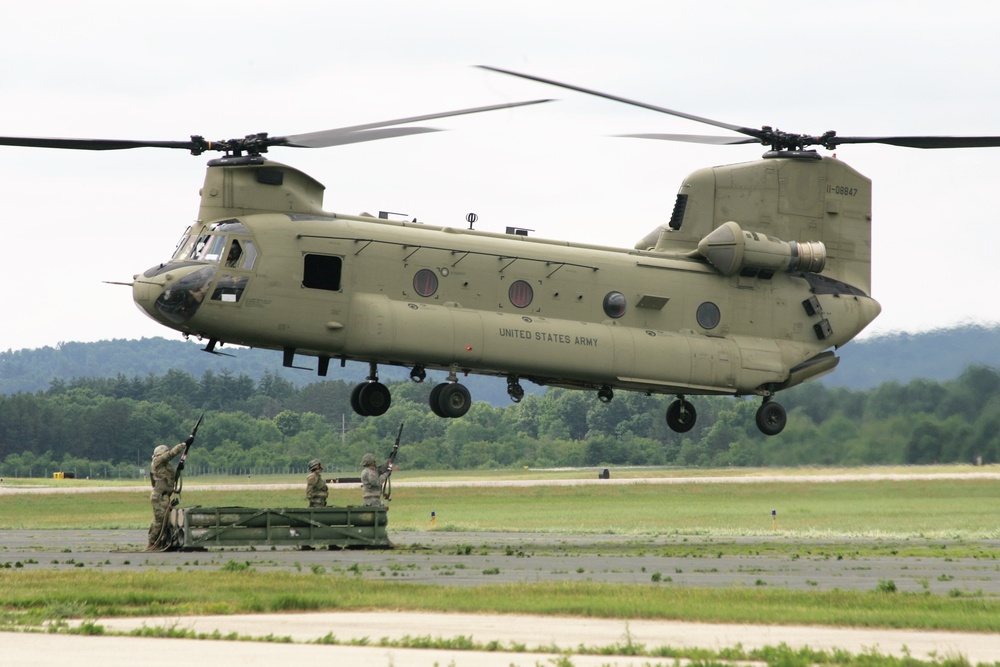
(1, 365), (998, 479)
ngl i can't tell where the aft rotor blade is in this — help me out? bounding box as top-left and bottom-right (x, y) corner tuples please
(278, 99), (553, 148)
(0, 136), (198, 151)
(478, 65), (764, 141)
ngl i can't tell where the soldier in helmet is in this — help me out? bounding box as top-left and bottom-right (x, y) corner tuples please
(146, 438), (191, 551)
(361, 452), (391, 507)
(306, 458), (328, 507)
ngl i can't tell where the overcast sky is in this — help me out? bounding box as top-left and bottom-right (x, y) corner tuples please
(1, 0), (998, 353)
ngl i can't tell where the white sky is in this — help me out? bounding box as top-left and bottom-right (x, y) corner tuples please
(1, 0), (998, 352)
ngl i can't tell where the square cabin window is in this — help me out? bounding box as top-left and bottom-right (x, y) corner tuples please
(303, 254), (343, 291)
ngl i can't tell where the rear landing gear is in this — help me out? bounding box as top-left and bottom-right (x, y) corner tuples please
(666, 396), (697, 433)
(755, 398), (787, 436)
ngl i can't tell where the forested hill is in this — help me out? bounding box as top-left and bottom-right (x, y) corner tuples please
(0, 337), (529, 406)
(0, 324), (998, 399)
(824, 324), (1000, 388)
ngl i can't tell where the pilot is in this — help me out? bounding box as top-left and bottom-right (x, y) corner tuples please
(361, 453), (391, 507)
(306, 459), (328, 507)
(225, 241), (243, 268)
(146, 440), (189, 551)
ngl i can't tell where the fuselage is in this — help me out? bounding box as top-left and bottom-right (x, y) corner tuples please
(133, 201), (880, 398)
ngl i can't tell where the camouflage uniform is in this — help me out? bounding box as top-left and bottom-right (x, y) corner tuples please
(147, 442), (186, 550)
(306, 459), (328, 507)
(361, 453), (390, 507)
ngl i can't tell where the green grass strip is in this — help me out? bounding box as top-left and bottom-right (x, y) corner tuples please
(5, 476), (1000, 539)
(3, 569), (1000, 633)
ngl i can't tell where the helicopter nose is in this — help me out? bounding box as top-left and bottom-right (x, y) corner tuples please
(132, 275), (165, 319)
(132, 263), (218, 326)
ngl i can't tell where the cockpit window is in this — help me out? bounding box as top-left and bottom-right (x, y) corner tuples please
(191, 234), (227, 262)
(240, 240), (258, 269)
(223, 239), (258, 270)
(210, 219), (249, 234)
(172, 227), (196, 261)
(226, 240), (243, 267)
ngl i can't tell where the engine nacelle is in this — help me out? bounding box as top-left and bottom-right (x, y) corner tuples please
(697, 220), (826, 276)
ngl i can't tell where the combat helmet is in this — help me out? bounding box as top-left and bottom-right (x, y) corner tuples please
(360, 453), (377, 467)
(152, 444), (169, 457)
(308, 458), (322, 471)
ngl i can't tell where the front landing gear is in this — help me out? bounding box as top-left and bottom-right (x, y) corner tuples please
(429, 382), (472, 418)
(666, 396), (697, 433)
(755, 398), (787, 436)
(427, 366), (472, 418)
(350, 362), (392, 417)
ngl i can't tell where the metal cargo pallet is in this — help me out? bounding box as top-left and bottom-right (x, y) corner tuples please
(168, 505), (390, 550)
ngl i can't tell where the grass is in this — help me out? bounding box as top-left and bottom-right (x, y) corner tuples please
(4, 568), (1000, 633)
(4, 465), (1000, 665)
(4, 468), (1000, 539)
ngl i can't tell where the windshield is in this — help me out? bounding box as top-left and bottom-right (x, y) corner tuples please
(171, 227), (196, 260)
(190, 234), (228, 262)
(171, 226), (258, 270)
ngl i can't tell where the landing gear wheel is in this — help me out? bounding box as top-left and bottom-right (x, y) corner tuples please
(358, 381), (391, 416)
(350, 383), (366, 416)
(436, 382), (472, 418)
(756, 400), (787, 436)
(666, 398), (697, 433)
(429, 383), (447, 418)
(507, 378), (525, 403)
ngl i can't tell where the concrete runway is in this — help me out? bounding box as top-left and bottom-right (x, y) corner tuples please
(4, 528), (1000, 665)
(5, 612), (999, 666)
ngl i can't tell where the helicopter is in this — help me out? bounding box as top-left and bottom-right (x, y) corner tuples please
(4, 72), (1000, 436)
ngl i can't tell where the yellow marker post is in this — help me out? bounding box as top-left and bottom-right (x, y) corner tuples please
(771, 509), (777, 532)
(431, 511), (436, 528)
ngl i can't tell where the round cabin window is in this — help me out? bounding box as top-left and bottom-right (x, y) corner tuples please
(603, 291), (627, 319)
(696, 301), (721, 330)
(509, 280), (534, 308)
(413, 269), (438, 297)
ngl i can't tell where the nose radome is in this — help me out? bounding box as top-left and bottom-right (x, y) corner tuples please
(132, 263), (218, 327)
(131, 274), (167, 321)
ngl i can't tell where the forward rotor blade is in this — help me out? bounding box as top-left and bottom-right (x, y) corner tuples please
(616, 132), (759, 145)
(0, 99), (552, 155)
(278, 99), (553, 148)
(280, 127), (441, 148)
(478, 65), (763, 140)
(0, 136), (198, 151)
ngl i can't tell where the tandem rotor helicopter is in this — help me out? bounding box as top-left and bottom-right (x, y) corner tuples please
(5, 67), (1000, 436)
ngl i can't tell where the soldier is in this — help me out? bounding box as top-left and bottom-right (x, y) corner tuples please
(306, 459), (328, 507)
(361, 452), (391, 507)
(146, 438), (190, 550)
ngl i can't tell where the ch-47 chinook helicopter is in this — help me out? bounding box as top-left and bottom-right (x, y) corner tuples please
(4, 73), (999, 436)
